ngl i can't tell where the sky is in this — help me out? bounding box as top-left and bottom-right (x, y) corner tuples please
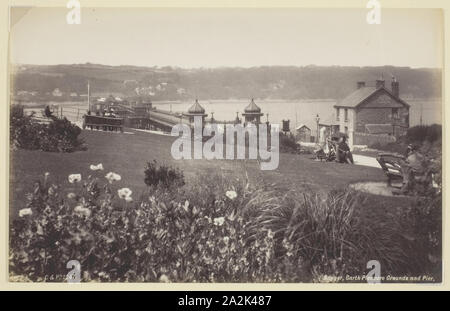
(9, 7), (444, 68)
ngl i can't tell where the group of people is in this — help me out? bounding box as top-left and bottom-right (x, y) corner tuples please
(314, 134), (354, 164)
(86, 107), (118, 117)
(314, 130), (434, 195)
(102, 107), (117, 117)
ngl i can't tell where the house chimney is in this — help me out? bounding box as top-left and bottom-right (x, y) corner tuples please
(376, 78), (385, 89)
(357, 81), (366, 89)
(391, 77), (399, 98)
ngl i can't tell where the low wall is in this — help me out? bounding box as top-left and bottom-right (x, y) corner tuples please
(353, 132), (396, 146)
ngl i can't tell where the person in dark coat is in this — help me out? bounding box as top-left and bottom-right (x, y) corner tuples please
(44, 105), (53, 118)
(336, 136), (354, 164)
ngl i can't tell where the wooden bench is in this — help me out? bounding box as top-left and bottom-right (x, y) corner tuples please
(376, 153), (405, 188)
(377, 152), (434, 191)
(82, 115), (124, 132)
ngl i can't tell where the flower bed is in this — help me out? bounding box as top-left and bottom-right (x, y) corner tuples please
(9, 163), (441, 282)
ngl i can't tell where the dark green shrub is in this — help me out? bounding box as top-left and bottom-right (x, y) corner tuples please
(279, 133), (300, 154)
(405, 124), (442, 144)
(10, 105), (43, 150)
(369, 124), (442, 154)
(41, 117), (84, 152)
(144, 160), (185, 188)
(10, 105), (84, 152)
(399, 196), (442, 281)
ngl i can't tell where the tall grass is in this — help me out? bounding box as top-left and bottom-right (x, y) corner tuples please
(244, 186), (440, 281)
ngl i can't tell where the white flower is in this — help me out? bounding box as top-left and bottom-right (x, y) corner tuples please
(213, 217), (225, 226)
(183, 200), (189, 212)
(225, 190), (237, 200)
(48, 186), (55, 196)
(19, 208), (32, 217)
(68, 174), (82, 183)
(118, 188), (132, 200)
(74, 205), (91, 217)
(105, 172), (121, 183)
(90, 163), (104, 171)
(159, 274), (170, 283)
(125, 196), (133, 202)
(192, 206), (199, 216)
(67, 192), (76, 199)
(36, 224), (44, 235)
(44, 172), (50, 178)
(223, 236), (230, 244)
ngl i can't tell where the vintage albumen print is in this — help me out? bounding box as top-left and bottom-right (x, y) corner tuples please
(8, 6), (442, 283)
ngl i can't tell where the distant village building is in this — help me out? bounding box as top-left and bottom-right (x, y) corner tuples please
(15, 90), (37, 101)
(295, 124), (311, 142)
(242, 99), (264, 125)
(52, 88), (63, 97)
(334, 78), (410, 146)
(177, 88), (186, 95)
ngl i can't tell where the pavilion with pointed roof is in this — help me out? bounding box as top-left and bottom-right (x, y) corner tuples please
(183, 99), (208, 123)
(242, 98), (264, 125)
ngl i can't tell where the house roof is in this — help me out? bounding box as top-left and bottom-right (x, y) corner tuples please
(295, 124), (310, 131)
(365, 124), (394, 134)
(334, 86), (410, 109)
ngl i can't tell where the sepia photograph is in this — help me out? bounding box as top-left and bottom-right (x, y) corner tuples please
(7, 4), (443, 284)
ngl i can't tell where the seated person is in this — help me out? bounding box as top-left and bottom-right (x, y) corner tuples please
(326, 138), (337, 161)
(314, 142), (327, 160)
(336, 136), (354, 164)
(44, 105), (53, 118)
(400, 144), (425, 193)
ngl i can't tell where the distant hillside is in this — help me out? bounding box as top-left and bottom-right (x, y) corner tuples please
(10, 63), (442, 101)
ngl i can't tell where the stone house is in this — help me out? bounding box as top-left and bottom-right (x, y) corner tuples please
(334, 78), (410, 146)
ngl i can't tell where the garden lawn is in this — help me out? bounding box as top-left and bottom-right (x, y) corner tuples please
(10, 128), (405, 220)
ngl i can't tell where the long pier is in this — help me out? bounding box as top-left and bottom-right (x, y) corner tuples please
(24, 102), (240, 133)
(129, 109), (237, 132)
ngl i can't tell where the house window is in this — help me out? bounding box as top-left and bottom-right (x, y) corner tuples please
(344, 109), (348, 122)
(336, 108), (340, 121)
(392, 108), (399, 119)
